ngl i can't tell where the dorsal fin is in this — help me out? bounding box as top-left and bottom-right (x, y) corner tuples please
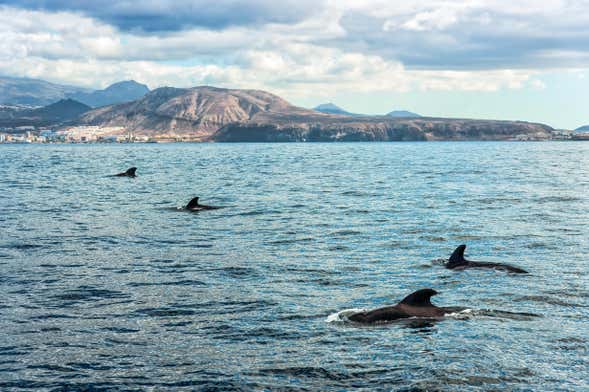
(399, 289), (438, 306)
(186, 197), (200, 209)
(126, 167), (137, 176)
(448, 244), (467, 266)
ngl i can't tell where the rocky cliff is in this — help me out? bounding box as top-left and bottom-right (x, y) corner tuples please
(213, 117), (553, 142)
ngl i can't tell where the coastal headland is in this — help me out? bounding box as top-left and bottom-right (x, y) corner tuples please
(1, 83), (584, 143)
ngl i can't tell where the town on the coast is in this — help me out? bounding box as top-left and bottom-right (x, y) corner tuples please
(0, 126), (160, 144)
(1, 125), (588, 144)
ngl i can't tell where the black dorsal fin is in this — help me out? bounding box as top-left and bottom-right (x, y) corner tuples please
(448, 244), (467, 266)
(126, 167), (137, 176)
(186, 197), (200, 209)
(399, 289), (438, 306)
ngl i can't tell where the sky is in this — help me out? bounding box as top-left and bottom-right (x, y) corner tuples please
(1, 0), (588, 129)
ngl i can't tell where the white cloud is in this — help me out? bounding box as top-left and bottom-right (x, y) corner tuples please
(0, 7), (122, 60)
(0, 2), (588, 97)
(334, 0), (589, 69)
(387, 6), (463, 32)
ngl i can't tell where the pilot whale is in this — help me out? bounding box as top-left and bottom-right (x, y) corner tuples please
(114, 167), (137, 177)
(445, 244), (528, 274)
(348, 289), (449, 324)
(186, 197), (221, 211)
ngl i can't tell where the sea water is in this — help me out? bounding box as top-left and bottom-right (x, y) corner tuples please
(0, 142), (588, 390)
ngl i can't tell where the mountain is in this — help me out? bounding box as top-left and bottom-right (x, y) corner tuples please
(314, 104), (422, 118)
(314, 103), (355, 116)
(31, 99), (91, 122)
(0, 76), (148, 108)
(0, 99), (91, 128)
(387, 110), (421, 118)
(575, 125), (589, 132)
(70, 80), (149, 108)
(0, 76), (89, 106)
(76, 85), (553, 142)
(78, 86), (322, 140)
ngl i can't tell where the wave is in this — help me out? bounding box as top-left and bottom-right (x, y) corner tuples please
(325, 308), (367, 323)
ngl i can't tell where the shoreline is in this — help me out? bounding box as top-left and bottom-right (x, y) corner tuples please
(1, 138), (588, 145)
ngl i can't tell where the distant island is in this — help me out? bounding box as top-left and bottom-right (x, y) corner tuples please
(387, 110), (421, 118)
(0, 77), (585, 143)
(313, 103), (421, 118)
(313, 103), (357, 116)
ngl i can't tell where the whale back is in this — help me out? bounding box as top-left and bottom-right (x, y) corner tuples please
(186, 197), (200, 209)
(399, 289), (437, 307)
(447, 244), (467, 267)
(446, 244), (529, 273)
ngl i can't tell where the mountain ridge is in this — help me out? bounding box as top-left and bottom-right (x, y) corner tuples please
(0, 98), (91, 127)
(70, 80), (149, 107)
(388, 110), (421, 118)
(76, 85), (553, 142)
(313, 103), (422, 118)
(78, 85), (323, 139)
(0, 76), (90, 106)
(313, 103), (357, 116)
(0, 76), (149, 108)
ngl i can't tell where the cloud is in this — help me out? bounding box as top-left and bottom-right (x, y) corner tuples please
(0, 43), (541, 100)
(5, 2), (589, 71)
(0, 0), (324, 31)
(0, 1), (588, 99)
(0, 7), (122, 60)
(334, 0), (589, 69)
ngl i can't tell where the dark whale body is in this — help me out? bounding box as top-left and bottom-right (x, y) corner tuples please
(114, 167), (137, 178)
(348, 289), (449, 324)
(445, 245), (528, 274)
(186, 197), (221, 211)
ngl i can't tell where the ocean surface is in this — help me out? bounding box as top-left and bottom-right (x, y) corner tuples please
(0, 142), (588, 391)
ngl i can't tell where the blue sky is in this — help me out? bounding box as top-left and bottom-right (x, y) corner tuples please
(297, 72), (589, 128)
(0, 0), (588, 128)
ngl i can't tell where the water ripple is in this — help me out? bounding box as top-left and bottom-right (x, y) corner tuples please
(0, 142), (588, 391)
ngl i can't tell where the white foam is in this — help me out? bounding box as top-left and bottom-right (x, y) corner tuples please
(445, 308), (475, 319)
(325, 308), (366, 323)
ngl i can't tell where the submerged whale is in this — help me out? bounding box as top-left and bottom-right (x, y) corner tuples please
(348, 289), (449, 324)
(114, 167), (137, 178)
(185, 197), (221, 211)
(445, 244), (528, 274)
